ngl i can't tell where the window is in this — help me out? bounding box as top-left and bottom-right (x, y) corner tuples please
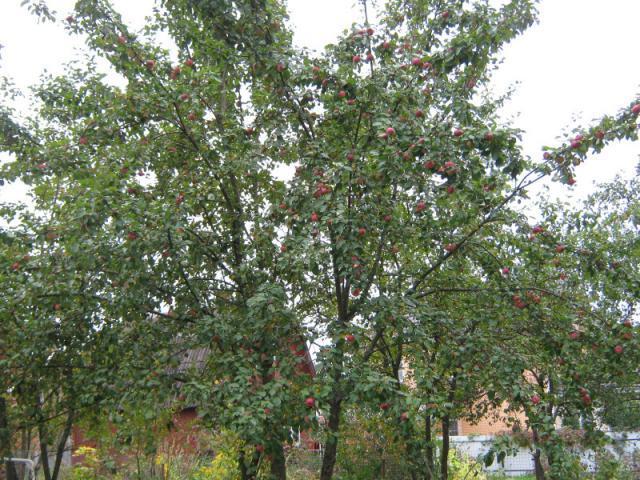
(448, 419), (459, 436)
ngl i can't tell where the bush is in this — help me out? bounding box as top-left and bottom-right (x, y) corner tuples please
(449, 449), (487, 480)
(594, 450), (636, 480)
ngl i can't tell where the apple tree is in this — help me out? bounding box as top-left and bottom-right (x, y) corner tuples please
(1, 0), (320, 478)
(275, 0), (639, 478)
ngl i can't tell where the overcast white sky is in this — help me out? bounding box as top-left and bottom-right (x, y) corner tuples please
(0, 0), (638, 206)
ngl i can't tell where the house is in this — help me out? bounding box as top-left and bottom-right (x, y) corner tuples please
(71, 340), (317, 464)
(399, 362), (528, 437)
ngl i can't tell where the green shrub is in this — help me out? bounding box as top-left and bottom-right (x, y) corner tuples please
(449, 449), (487, 480)
(594, 450), (636, 480)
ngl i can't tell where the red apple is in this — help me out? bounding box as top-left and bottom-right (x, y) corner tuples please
(366, 28), (374, 36)
(411, 58), (422, 67)
(380, 402), (390, 410)
(366, 52), (374, 62)
(187, 112), (197, 121)
(555, 244), (566, 253)
(567, 177), (576, 186)
(66, 15), (75, 23)
(179, 93), (190, 101)
(312, 65), (321, 73)
(53, 303), (61, 311)
(338, 90), (347, 98)
(382, 41), (391, 49)
(623, 320), (633, 328)
(631, 104), (640, 115)
(532, 225), (544, 234)
(581, 394), (592, 406)
(170, 66), (181, 79)
(444, 243), (457, 253)
(441, 11), (450, 19)
(453, 128), (463, 137)
(386, 127), (396, 136)
(145, 59), (156, 70)
(264, 408), (271, 415)
(512, 295), (526, 309)
(384, 214), (393, 222)
(185, 58), (194, 68)
(614, 345), (623, 354)
(570, 135), (583, 149)
(501, 267), (510, 275)
(255, 444), (265, 453)
(175, 193), (185, 205)
(79, 136), (88, 145)
(352, 55), (361, 63)
(345, 334), (355, 343)
(569, 331), (579, 341)
(446, 185), (455, 194)
(352, 288), (362, 297)
(311, 212), (319, 222)
(117, 35), (127, 45)
(127, 231), (138, 241)
(531, 394), (541, 405)
(347, 99), (356, 106)
(595, 130), (605, 140)
(276, 62), (286, 73)
(400, 412), (409, 421)
(280, 244), (287, 253)
(415, 109), (424, 118)
(305, 397), (315, 408)
(485, 132), (494, 141)
(415, 201), (426, 213)
(424, 160), (436, 170)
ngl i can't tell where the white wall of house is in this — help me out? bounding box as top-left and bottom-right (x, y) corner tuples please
(451, 432), (640, 476)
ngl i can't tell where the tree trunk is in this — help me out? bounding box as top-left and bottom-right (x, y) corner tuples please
(424, 414), (434, 480)
(239, 450), (248, 480)
(532, 429), (545, 480)
(440, 416), (450, 480)
(0, 397), (19, 480)
(51, 410), (74, 480)
(38, 422), (52, 480)
(319, 399), (342, 480)
(238, 449), (261, 480)
(533, 449), (545, 480)
(269, 442), (286, 480)
(238, 451), (253, 480)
